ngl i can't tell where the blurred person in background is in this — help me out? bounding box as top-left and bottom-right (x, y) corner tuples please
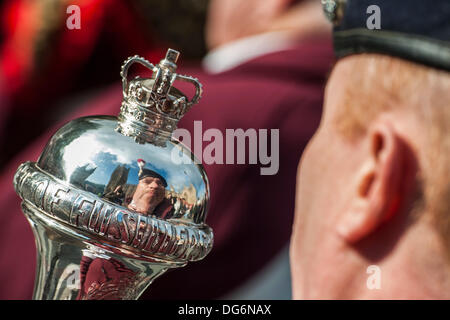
(0, 0), (332, 299)
(291, 0), (450, 299)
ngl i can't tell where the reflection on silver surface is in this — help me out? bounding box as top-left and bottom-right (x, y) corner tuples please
(13, 49), (213, 300)
(38, 116), (209, 224)
(24, 203), (175, 300)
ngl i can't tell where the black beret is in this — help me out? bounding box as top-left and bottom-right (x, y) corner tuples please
(139, 169), (168, 187)
(322, 0), (450, 71)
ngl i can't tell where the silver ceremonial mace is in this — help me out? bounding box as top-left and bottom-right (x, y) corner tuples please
(13, 49), (213, 300)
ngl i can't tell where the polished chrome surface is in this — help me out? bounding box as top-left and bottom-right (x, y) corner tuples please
(13, 49), (213, 300)
(23, 203), (180, 300)
(36, 116), (209, 226)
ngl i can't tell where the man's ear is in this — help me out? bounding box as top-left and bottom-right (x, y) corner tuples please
(337, 120), (404, 243)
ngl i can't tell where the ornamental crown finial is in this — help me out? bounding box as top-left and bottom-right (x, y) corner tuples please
(117, 49), (203, 145)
